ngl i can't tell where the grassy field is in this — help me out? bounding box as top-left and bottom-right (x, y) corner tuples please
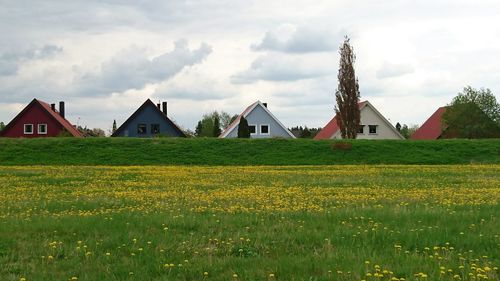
(0, 138), (499, 165)
(0, 165), (498, 281)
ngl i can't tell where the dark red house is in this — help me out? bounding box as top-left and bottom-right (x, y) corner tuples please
(0, 99), (82, 138)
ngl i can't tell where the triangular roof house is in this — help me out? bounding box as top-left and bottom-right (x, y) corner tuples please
(0, 99), (82, 138)
(315, 100), (404, 140)
(219, 101), (295, 138)
(112, 99), (186, 137)
(411, 107), (447, 140)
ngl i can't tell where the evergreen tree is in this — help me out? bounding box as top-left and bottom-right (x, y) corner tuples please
(237, 117), (250, 138)
(299, 126), (312, 138)
(335, 36), (361, 139)
(213, 114), (222, 137)
(0, 122), (5, 132)
(112, 120), (117, 134)
(195, 121), (203, 137)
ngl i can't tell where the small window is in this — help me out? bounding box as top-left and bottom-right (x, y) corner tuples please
(369, 125), (378, 134)
(38, 124), (47, 134)
(260, 124), (270, 135)
(137, 124), (147, 134)
(24, 124), (33, 134)
(357, 125), (364, 134)
(249, 125), (256, 134)
(151, 124), (160, 134)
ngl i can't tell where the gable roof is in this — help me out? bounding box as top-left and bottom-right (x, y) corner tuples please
(0, 98), (82, 137)
(314, 101), (403, 140)
(112, 99), (186, 137)
(219, 101), (296, 138)
(411, 107), (447, 140)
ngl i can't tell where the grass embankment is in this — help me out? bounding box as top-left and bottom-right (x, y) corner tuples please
(0, 137), (498, 165)
(0, 165), (498, 280)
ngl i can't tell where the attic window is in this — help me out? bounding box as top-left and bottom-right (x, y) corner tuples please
(38, 124), (47, 134)
(24, 124), (33, 134)
(249, 125), (256, 134)
(151, 124), (160, 134)
(260, 124), (270, 135)
(369, 125), (378, 134)
(137, 124), (147, 134)
(357, 125), (364, 134)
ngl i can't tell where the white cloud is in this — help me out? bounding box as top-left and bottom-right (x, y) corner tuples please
(231, 53), (335, 84)
(376, 62), (415, 79)
(76, 40), (212, 96)
(251, 24), (343, 53)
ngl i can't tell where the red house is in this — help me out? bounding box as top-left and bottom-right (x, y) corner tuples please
(0, 99), (82, 138)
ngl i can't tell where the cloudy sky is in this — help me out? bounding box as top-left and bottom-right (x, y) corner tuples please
(1, 0), (499, 133)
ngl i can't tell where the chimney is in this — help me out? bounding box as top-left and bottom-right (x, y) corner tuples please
(59, 101), (65, 118)
(162, 102), (167, 115)
(157, 103), (161, 109)
(263, 102), (267, 108)
(51, 103), (56, 111)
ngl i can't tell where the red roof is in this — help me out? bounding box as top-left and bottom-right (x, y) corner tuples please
(0, 99), (82, 137)
(37, 100), (82, 137)
(314, 101), (367, 140)
(411, 107), (447, 140)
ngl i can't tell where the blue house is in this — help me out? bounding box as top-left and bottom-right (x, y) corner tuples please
(219, 101), (295, 138)
(112, 99), (186, 137)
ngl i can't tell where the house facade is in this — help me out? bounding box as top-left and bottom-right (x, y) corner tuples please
(315, 101), (404, 140)
(219, 101), (295, 138)
(0, 99), (82, 138)
(112, 99), (186, 137)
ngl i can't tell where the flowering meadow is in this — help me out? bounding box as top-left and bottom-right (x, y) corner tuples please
(0, 165), (498, 281)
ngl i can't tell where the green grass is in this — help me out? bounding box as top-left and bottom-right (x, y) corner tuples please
(0, 137), (498, 165)
(0, 165), (498, 281)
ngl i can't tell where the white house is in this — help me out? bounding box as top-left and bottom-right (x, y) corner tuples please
(315, 101), (404, 140)
(219, 101), (295, 138)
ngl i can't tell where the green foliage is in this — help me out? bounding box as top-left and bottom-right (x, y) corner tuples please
(77, 126), (105, 137)
(398, 124), (419, 139)
(289, 126), (321, 138)
(0, 138), (498, 165)
(335, 36), (361, 139)
(196, 111), (233, 137)
(443, 86), (500, 138)
(112, 120), (117, 134)
(0, 121), (5, 132)
(213, 114), (221, 137)
(237, 117), (250, 138)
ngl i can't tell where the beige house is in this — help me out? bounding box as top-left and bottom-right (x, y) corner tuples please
(315, 101), (404, 140)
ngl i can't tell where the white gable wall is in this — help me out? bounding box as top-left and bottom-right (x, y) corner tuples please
(331, 104), (403, 139)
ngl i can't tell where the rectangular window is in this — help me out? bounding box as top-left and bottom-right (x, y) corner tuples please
(260, 124), (270, 135)
(151, 124), (160, 134)
(369, 125), (378, 134)
(357, 125), (364, 134)
(249, 125), (256, 134)
(24, 124), (33, 134)
(137, 124), (147, 134)
(38, 124), (47, 134)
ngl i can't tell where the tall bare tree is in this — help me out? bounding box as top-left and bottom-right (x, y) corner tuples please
(335, 36), (361, 139)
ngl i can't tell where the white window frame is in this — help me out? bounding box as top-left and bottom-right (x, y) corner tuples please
(248, 124), (257, 135)
(368, 125), (378, 135)
(260, 124), (270, 135)
(24, 124), (34, 135)
(38, 123), (47, 135)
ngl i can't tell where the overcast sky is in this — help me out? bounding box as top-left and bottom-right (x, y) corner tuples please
(1, 0), (499, 132)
